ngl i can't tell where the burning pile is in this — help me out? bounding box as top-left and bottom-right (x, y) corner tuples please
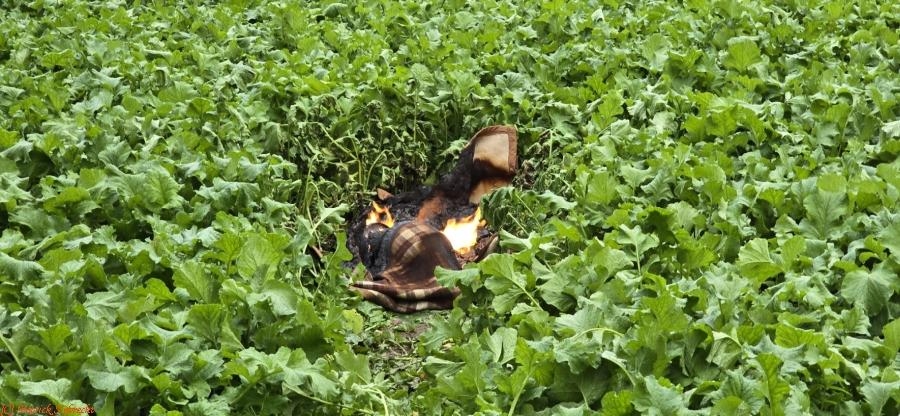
(366, 203), (486, 257)
(348, 125), (517, 313)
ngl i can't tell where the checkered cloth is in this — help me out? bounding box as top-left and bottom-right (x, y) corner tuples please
(351, 222), (461, 313)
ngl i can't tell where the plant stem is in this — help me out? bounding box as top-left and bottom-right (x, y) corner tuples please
(283, 384), (380, 415)
(507, 370), (532, 416)
(0, 332), (24, 372)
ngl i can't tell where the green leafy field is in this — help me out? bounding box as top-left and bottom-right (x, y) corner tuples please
(2, 0), (899, 414)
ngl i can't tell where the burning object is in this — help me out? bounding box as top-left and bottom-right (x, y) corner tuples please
(348, 125), (517, 312)
(441, 207), (485, 255)
(366, 201), (395, 228)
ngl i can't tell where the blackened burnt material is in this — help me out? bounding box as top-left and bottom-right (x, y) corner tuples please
(348, 125), (518, 313)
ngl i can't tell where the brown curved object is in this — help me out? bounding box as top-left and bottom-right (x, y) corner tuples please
(467, 125), (518, 203)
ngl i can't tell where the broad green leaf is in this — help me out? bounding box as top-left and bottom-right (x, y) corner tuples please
(536, 190), (576, 211)
(882, 120), (900, 138)
(593, 90), (625, 129)
(878, 221), (900, 261)
(0, 251), (45, 280)
(43, 186), (93, 213)
(140, 278), (178, 302)
(37, 247), (82, 272)
(708, 333), (742, 369)
(634, 376), (688, 415)
(546, 404), (590, 416)
(756, 353), (789, 415)
(556, 302), (604, 335)
(144, 169), (186, 210)
(643, 292), (689, 334)
(212, 231), (244, 267)
(861, 381), (900, 416)
(19, 379), (72, 402)
(157, 82), (196, 103)
(582, 171), (618, 206)
(481, 254), (536, 314)
(841, 264), (897, 313)
(774, 323), (825, 350)
(485, 327), (517, 365)
(85, 368), (144, 394)
(260, 279), (298, 316)
(599, 390), (634, 416)
(497, 338), (552, 407)
(0, 172), (32, 205)
(583, 239), (631, 280)
(553, 336), (602, 374)
(839, 306), (871, 335)
(779, 235), (806, 270)
(9, 206), (71, 236)
(737, 238), (782, 285)
(282, 355), (338, 398)
(620, 165), (653, 189)
(185, 398), (230, 416)
(535, 257), (577, 311)
(340, 309), (364, 334)
(882, 317), (900, 354)
(334, 349), (371, 384)
(616, 225), (659, 267)
(420, 308), (467, 351)
(725, 38), (761, 70)
(816, 173), (847, 194)
(712, 396), (753, 416)
(800, 190), (846, 239)
(186, 304), (227, 342)
(236, 233), (286, 280)
(38, 323), (71, 354)
(173, 260), (216, 303)
(435, 266), (480, 289)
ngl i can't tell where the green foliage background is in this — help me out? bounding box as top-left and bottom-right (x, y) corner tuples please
(1, 0), (899, 414)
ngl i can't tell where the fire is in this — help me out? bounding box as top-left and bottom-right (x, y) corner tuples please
(441, 207), (486, 255)
(366, 200), (485, 255)
(366, 201), (394, 227)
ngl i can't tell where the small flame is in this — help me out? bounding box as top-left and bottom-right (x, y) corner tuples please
(366, 201), (394, 227)
(442, 207), (486, 255)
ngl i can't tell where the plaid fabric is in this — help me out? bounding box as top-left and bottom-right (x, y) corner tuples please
(350, 222), (461, 313)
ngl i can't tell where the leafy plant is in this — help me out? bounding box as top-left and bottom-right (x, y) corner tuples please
(1, 0), (899, 415)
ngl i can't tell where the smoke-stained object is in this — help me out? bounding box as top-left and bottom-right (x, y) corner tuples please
(348, 125), (517, 313)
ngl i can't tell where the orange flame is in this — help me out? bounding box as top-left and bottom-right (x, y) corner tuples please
(441, 207), (486, 255)
(366, 201), (394, 227)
